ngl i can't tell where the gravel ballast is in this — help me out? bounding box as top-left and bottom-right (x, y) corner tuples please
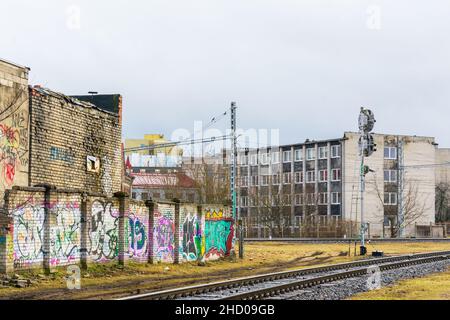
(272, 260), (450, 300)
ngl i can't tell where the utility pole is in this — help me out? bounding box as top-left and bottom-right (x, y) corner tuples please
(398, 138), (404, 238)
(230, 102), (242, 258)
(358, 107), (376, 255)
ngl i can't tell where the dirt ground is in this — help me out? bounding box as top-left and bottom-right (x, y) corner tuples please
(0, 241), (449, 300)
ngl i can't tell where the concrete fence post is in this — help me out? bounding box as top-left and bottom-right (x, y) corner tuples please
(115, 192), (129, 267)
(197, 205), (205, 265)
(145, 200), (155, 264)
(0, 190), (14, 274)
(42, 184), (56, 275)
(173, 199), (180, 265)
(80, 192), (89, 270)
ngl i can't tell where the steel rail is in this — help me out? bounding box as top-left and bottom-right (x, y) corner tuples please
(221, 254), (450, 300)
(245, 238), (450, 243)
(117, 250), (450, 300)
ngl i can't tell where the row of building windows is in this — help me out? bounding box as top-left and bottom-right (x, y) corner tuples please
(240, 170), (396, 187)
(239, 169), (341, 186)
(239, 192), (342, 207)
(240, 146), (398, 166)
(240, 192), (397, 207)
(240, 145), (341, 166)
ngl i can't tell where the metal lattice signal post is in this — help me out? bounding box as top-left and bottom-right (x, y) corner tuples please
(359, 146), (366, 254)
(230, 102), (242, 258)
(358, 107), (376, 256)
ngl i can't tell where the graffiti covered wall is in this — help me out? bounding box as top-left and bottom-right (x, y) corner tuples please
(88, 198), (120, 262)
(127, 201), (149, 262)
(3, 190), (83, 270)
(0, 187), (233, 273)
(179, 204), (204, 262)
(0, 189), (124, 272)
(0, 60), (30, 200)
(204, 207), (234, 260)
(153, 203), (175, 263)
(49, 194), (81, 267)
(10, 192), (45, 270)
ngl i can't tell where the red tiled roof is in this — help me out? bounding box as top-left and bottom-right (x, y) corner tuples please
(131, 173), (196, 188)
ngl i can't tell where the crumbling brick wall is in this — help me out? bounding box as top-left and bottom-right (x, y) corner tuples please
(28, 87), (122, 196)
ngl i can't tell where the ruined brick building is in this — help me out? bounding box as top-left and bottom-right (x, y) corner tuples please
(0, 58), (123, 200)
(0, 58), (235, 275)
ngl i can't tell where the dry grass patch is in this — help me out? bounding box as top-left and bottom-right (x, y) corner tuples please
(350, 267), (450, 300)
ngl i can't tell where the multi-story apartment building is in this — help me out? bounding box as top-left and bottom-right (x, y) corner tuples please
(237, 132), (437, 238)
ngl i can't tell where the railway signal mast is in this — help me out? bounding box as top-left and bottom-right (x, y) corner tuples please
(358, 107), (376, 255)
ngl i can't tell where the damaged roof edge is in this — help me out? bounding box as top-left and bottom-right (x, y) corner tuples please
(344, 131), (436, 141)
(0, 58), (30, 71)
(30, 86), (120, 117)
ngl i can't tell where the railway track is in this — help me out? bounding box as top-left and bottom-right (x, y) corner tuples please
(118, 250), (450, 300)
(245, 238), (450, 243)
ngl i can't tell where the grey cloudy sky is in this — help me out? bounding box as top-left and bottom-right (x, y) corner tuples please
(2, 0), (450, 147)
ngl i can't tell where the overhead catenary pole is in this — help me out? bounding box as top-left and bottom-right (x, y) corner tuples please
(230, 102), (242, 259)
(230, 102), (244, 259)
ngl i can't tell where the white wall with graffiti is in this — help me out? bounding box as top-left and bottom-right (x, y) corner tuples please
(179, 204), (204, 263)
(127, 202), (149, 262)
(88, 198), (121, 263)
(152, 203), (176, 263)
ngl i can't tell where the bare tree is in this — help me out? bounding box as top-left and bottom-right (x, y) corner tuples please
(247, 183), (291, 238)
(183, 158), (230, 204)
(369, 174), (430, 237)
(436, 182), (450, 222)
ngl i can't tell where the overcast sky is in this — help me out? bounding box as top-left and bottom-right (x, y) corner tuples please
(2, 0), (450, 148)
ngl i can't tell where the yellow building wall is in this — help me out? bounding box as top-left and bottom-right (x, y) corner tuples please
(124, 134), (183, 157)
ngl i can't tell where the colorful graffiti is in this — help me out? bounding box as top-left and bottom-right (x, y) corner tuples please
(128, 204), (148, 260)
(0, 109), (28, 188)
(49, 200), (81, 266)
(4, 188), (236, 271)
(89, 199), (120, 261)
(11, 196), (82, 269)
(154, 205), (175, 263)
(179, 206), (204, 262)
(204, 208), (234, 260)
(11, 201), (45, 269)
(205, 209), (224, 220)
